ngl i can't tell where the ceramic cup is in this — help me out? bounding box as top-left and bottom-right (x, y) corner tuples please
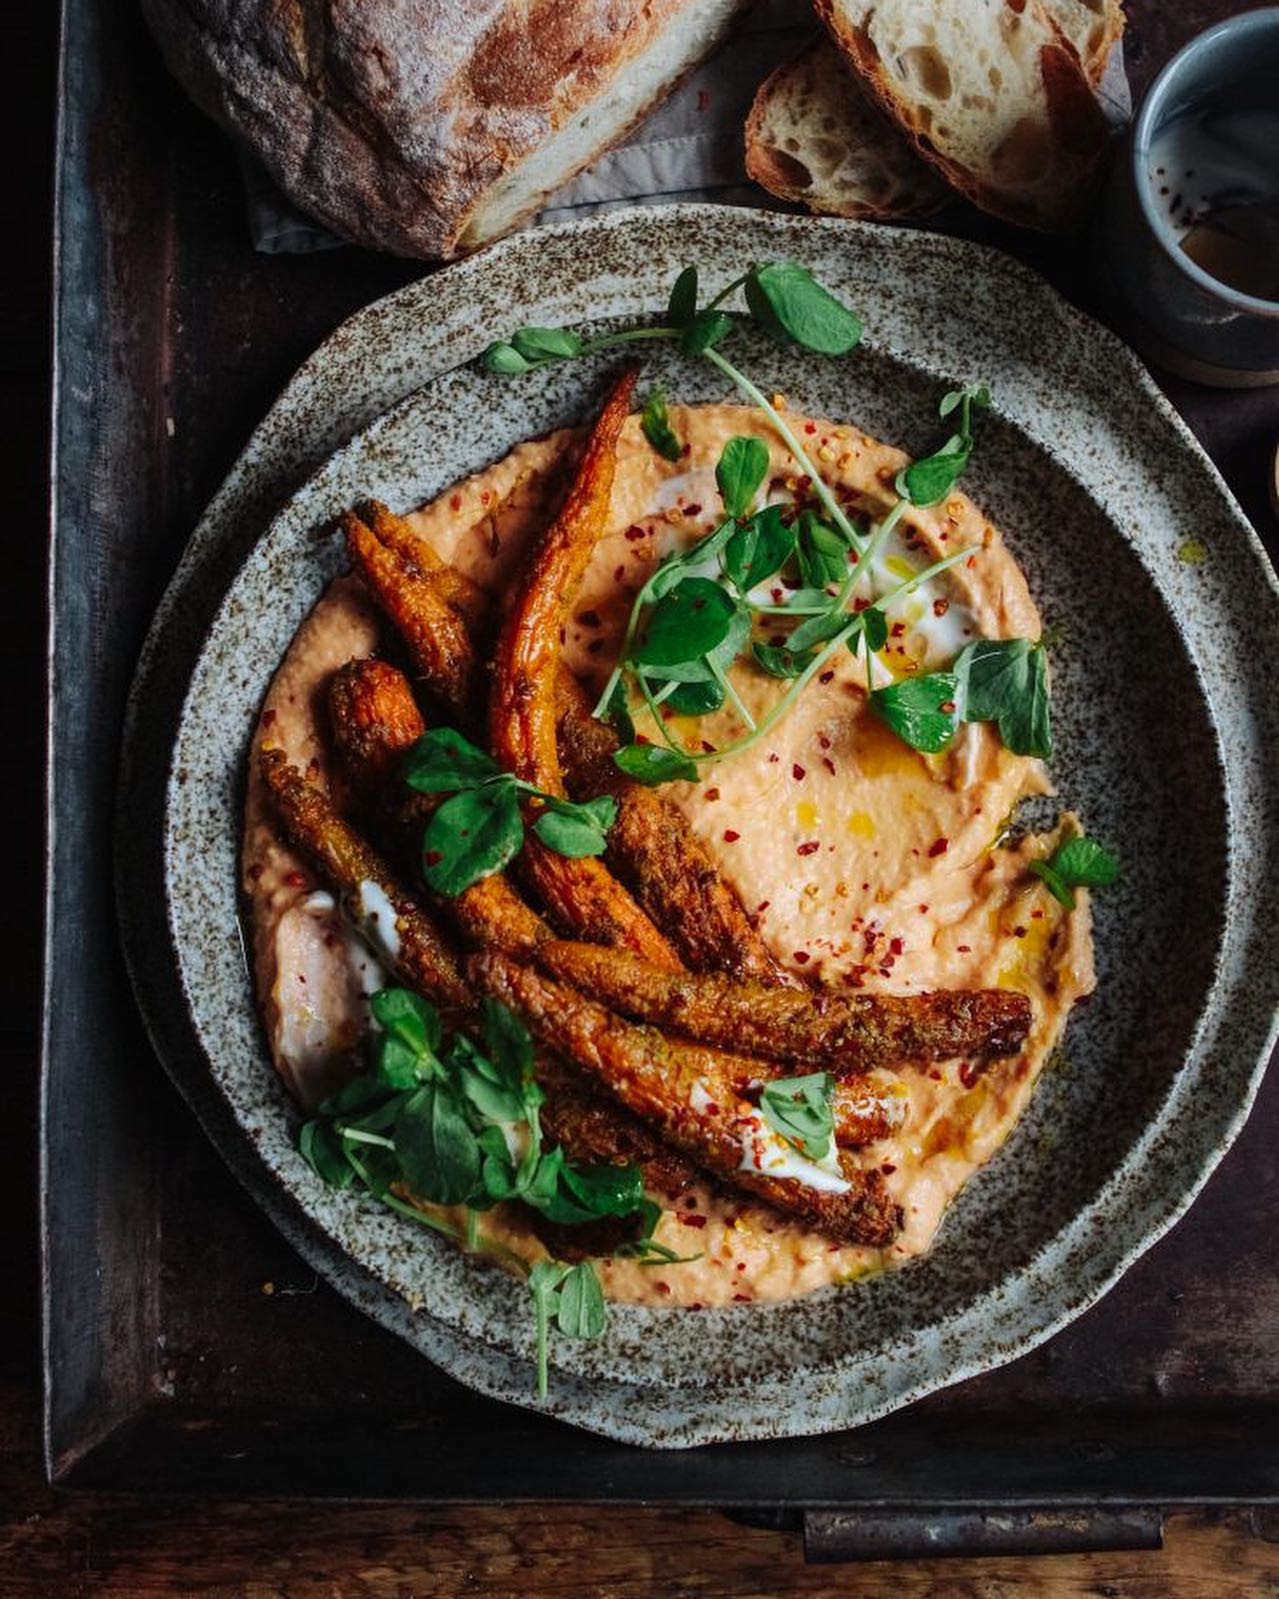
(1099, 7), (1279, 386)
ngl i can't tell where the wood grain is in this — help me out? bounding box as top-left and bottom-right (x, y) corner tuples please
(0, 1368), (1276, 1599)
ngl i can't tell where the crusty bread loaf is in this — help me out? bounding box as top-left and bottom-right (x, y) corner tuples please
(814, 0), (1114, 233)
(140, 0), (750, 259)
(746, 37), (948, 221)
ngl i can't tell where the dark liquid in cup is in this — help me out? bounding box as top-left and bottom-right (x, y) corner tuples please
(1148, 91), (1279, 304)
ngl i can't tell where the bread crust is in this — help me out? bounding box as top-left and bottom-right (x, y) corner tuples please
(813, 0), (1112, 233)
(140, 0), (743, 259)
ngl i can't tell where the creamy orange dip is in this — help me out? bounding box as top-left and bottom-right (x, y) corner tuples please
(242, 403), (1095, 1308)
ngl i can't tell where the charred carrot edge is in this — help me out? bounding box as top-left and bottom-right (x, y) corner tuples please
(535, 940), (1033, 1072)
(485, 369), (682, 969)
(259, 747), (469, 1011)
(327, 658), (548, 960)
(471, 952), (901, 1247)
(553, 675), (786, 984)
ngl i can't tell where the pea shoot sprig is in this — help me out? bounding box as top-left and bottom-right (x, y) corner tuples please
(483, 262), (1053, 783)
(402, 728), (617, 895)
(299, 987), (698, 1397)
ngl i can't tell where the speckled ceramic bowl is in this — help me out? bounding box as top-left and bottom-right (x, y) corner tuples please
(119, 206), (1279, 1448)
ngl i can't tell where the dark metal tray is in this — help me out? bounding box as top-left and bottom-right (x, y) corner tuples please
(45, 0), (1279, 1549)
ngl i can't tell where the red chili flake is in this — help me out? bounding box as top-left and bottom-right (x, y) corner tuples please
(929, 1068), (943, 1081)
(889, 936), (904, 956)
(804, 421), (817, 435)
(613, 564), (626, 583)
(1031, 908), (1044, 920)
(933, 597), (950, 618)
(654, 1282), (671, 1296)
(723, 829), (740, 843)
(939, 699), (957, 713)
(881, 1162), (897, 1175)
(793, 951), (811, 965)
(792, 763), (806, 781)
(959, 1061), (978, 1089)
(283, 870), (307, 889)
(756, 900), (770, 913)
(967, 555), (977, 568)
(890, 621), (906, 638)
(928, 837), (950, 858)
(852, 596), (869, 612)
(624, 524), (647, 542)
(918, 903), (929, 914)
(844, 968), (866, 988)
(480, 489), (492, 505)
(797, 841), (820, 856)
(679, 1214), (707, 1229)
(684, 1195), (698, 1209)
(577, 608), (601, 627)
(704, 787), (720, 801)
(818, 670), (835, 685)
(732, 1293), (751, 1302)
(683, 503), (702, 518)
(297, 973), (307, 985)
(822, 757), (836, 776)
(818, 733), (832, 750)
(424, 850), (443, 868)
(260, 707), (277, 728)
(1014, 925), (1028, 938)
(770, 586), (784, 604)
(449, 493), (462, 511)
(956, 943), (971, 953)
(768, 752), (780, 764)
(863, 928), (880, 954)
(701, 739), (716, 754)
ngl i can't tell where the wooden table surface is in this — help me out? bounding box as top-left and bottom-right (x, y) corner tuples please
(13, 0), (1279, 1592)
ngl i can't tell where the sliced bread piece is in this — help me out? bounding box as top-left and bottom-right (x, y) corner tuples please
(1044, 0), (1125, 85)
(815, 0), (1113, 233)
(746, 37), (949, 220)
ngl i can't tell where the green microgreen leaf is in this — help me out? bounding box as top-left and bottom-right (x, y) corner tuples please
(403, 727), (502, 793)
(371, 988), (441, 1054)
(870, 671), (960, 754)
(715, 435), (770, 521)
(634, 577), (738, 667)
(555, 1261), (606, 1339)
(858, 606), (889, 653)
(1029, 834), (1119, 908)
(795, 510), (851, 588)
(760, 1072), (837, 1160)
(613, 743), (699, 785)
(744, 263), (863, 355)
(681, 308), (734, 356)
(723, 504), (795, 591)
(955, 638), (1052, 759)
(299, 1119), (356, 1188)
(667, 265), (698, 329)
(421, 782), (524, 896)
(751, 641), (818, 679)
(602, 679), (635, 745)
(531, 794), (617, 857)
(640, 387), (682, 462)
(896, 436), (971, 508)
(511, 326), (583, 363)
(481, 341), (535, 375)
(640, 602), (751, 684)
(786, 605), (855, 654)
(393, 1081), (480, 1206)
(658, 678), (726, 715)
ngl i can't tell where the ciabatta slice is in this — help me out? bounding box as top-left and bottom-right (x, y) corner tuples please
(815, 0), (1113, 233)
(1044, 0), (1125, 85)
(746, 37), (948, 220)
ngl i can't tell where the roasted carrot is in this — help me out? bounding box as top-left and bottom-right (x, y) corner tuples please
(259, 747), (470, 1011)
(486, 369), (682, 968)
(535, 940), (1033, 1072)
(471, 953), (903, 1247)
